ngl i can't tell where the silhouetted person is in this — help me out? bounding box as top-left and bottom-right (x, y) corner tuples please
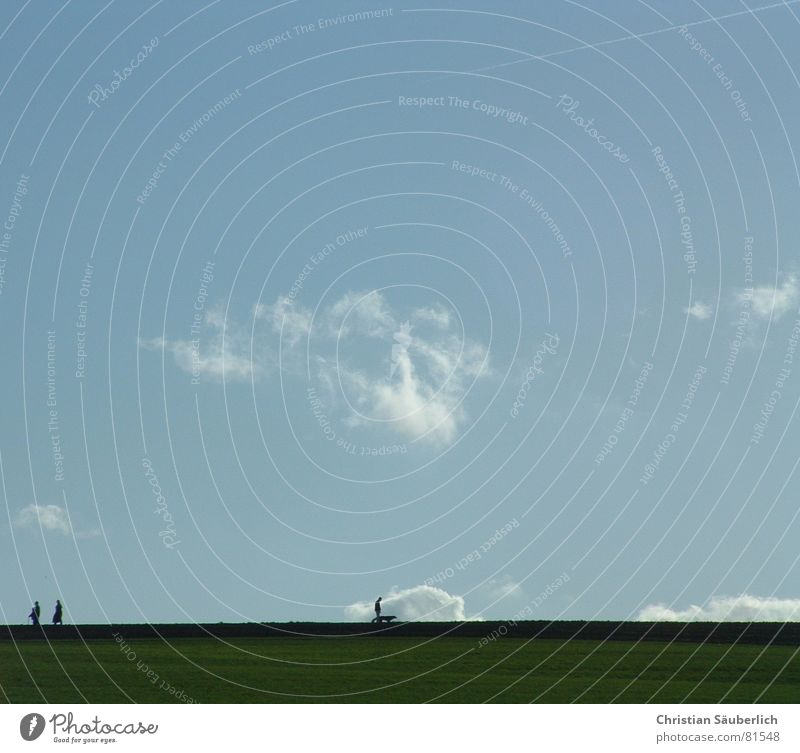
(372, 596), (382, 623)
(52, 600), (63, 625)
(28, 601), (40, 626)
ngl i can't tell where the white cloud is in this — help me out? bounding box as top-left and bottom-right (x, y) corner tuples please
(141, 304), (269, 382)
(483, 575), (523, 602)
(637, 594), (800, 622)
(345, 585), (467, 621)
(339, 338), (489, 445)
(745, 276), (799, 320)
(412, 303), (452, 329)
(279, 290), (490, 447)
(14, 504), (71, 535)
(76, 528), (102, 539)
(685, 302), (712, 320)
(327, 289), (394, 338)
(146, 290), (491, 447)
(13, 504), (102, 538)
(255, 297), (311, 347)
(340, 351), (462, 445)
(333, 292), (489, 445)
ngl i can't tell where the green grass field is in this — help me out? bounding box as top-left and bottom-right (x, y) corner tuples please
(2, 637), (798, 703)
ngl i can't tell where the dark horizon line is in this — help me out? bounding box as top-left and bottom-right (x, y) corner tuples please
(3, 620), (799, 646)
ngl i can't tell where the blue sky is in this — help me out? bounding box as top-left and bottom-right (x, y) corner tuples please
(3, 0), (800, 624)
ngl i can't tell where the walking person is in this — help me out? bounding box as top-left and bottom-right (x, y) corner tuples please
(52, 600), (63, 625)
(373, 596), (382, 623)
(28, 601), (40, 626)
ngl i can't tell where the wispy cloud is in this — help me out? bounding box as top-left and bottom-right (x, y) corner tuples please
(287, 290), (490, 446)
(14, 504), (70, 534)
(345, 585), (468, 621)
(482, 575), (524, 602)
(745, 276), (799, 320)
(685, 301), (713, 320)
(411, 302), (453, 329)
(141, 304), (270, 382)
(327, 289), (394, 339)
(13, 504), (100, 538)
(637, 594), (800, 621)
(255, 297), (312, 347)
(338, 338), (486, 445)
(144, 291), (490, 447)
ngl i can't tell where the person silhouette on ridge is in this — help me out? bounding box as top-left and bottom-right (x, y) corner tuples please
(52, 600), (63, 625)
(373, 596), (382, 623)
(28, 601), (40, 626)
